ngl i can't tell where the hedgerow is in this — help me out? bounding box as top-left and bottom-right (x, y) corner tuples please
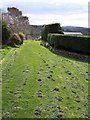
(41, 23), (63, 41)
(47, 34), (90, 54)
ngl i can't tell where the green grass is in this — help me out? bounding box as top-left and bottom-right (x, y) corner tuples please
(0, 46), (12, 60)
(2, 40), (89, 118)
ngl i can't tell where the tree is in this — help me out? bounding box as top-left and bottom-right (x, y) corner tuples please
(7, 7), (32, 37)
(2, 7), (35, 39)
(7, 7), (22, 17)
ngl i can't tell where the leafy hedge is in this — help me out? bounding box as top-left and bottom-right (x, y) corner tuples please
(41, 23), (63, 41)
(47, 34), (90, 54)
(2, 21), (11, 45)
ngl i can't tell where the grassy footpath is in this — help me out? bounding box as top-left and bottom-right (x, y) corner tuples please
(2, 40), (89, 118)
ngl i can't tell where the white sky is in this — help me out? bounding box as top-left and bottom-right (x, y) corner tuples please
(1, 0), (90, 27)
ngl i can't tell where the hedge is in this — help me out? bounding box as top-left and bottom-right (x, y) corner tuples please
(41, 23), (63, 41)
(47, 34), (90, 54)
(2, 21), (11, 44)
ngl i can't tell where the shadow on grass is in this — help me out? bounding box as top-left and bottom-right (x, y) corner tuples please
(40, 40), (90, 63)
(2, 44), (20, 49)
(52, 47), (90, 63)
(40, 42), (90, 63)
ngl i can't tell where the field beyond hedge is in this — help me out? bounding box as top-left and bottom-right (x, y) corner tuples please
(2, 41), (89, 118)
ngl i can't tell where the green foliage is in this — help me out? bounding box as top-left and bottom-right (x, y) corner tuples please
(9, 33), (22, 46)
(18, 32), (25, 44)
(41, 23), (63, 41)
(40, 40), (50, 48)
(2, 21), (11, 44)
(1, 46), (11, 60)
(47, 34), (90, 54)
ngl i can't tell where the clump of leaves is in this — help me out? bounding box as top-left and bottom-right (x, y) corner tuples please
(40, 41), (50, 48)
(18, 32), (25, 44)
(9, 33), (22, 46)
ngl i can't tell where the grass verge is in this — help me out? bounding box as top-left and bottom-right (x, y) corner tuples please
(2, 40), (89, 118)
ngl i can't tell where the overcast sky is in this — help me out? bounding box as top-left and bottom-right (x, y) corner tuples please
(0, 0), (90, 27)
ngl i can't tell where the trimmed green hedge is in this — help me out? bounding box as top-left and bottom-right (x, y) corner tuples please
(47, 34), (90, 54)
(41, 23), (63, 41)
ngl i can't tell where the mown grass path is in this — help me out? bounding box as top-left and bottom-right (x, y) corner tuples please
(2, 41), (89, 118)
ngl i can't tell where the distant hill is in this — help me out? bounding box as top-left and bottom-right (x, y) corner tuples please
(31, 25), (90, 38)
(62, 26), (90, 36)
(31, 25), (42, 38)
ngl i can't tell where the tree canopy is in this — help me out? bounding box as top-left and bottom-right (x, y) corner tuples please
(2, 7), (34, 38)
